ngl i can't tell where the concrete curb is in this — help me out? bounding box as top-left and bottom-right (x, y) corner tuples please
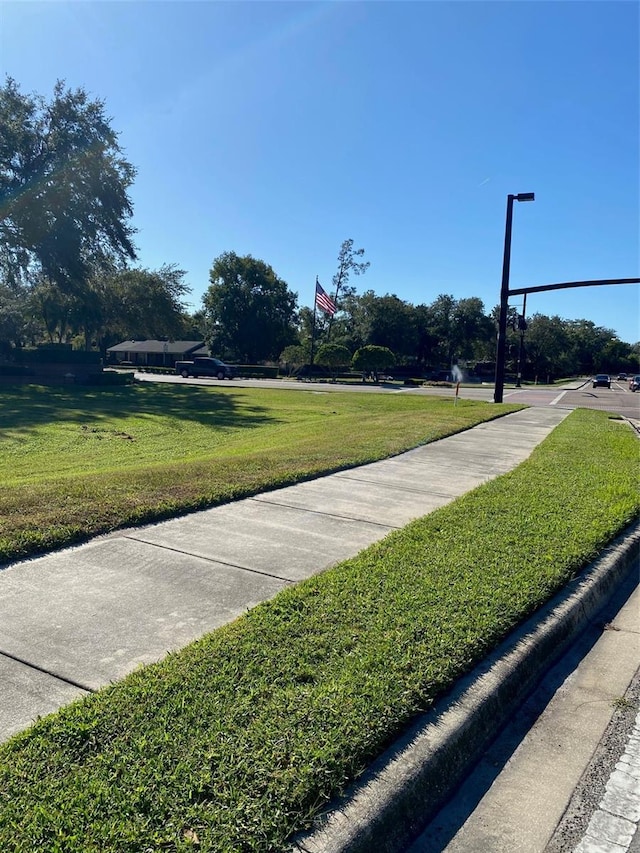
(293, 521), (640, 853)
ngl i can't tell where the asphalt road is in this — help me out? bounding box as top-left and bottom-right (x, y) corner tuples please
(404, 574), (639, 853)
(135, 373), (640, 421)
(502, 378), (640, 419)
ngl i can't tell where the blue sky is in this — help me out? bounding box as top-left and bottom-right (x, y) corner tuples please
(1, 1), (638, 343)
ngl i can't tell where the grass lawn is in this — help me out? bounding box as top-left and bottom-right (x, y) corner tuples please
(0, 408), (637, 852)
(0, 382), (519, 563)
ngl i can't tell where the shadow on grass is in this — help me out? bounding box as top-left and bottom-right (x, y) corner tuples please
(0, 383), (277, 435)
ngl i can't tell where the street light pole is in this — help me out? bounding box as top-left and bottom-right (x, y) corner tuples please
(494, 192), (534, 403)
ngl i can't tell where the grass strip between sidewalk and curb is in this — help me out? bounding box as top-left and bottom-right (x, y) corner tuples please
(0, 408), (638, 852)
(0, 383), (518, 564)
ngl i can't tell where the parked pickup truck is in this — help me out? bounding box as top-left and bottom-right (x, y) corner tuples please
(174, 357), (235, 379)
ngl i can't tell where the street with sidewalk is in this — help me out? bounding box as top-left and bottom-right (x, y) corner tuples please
(0, 405), (637, 851)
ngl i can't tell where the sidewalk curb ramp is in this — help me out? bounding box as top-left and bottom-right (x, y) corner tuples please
(292, 521), (640, 853)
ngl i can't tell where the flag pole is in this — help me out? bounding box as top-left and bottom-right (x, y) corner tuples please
(310, 277), (318, 366)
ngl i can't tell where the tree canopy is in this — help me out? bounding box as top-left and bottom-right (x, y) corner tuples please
(331, 238), (370, 307)
(0, 77), (137, 291)
(348, 291), (417, 360)
(203, 252), (298, 362)
(352, 345), (396, 382)
(296, 288), (636, 378)
(315, 343), (352, 380)
(21, 264), (190, 353)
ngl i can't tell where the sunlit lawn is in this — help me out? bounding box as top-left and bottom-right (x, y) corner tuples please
(0, 382), (520, 562)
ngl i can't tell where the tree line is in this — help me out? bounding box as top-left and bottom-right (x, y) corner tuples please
(1, 78), (637, 379)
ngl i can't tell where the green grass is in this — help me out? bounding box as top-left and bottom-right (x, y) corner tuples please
(0, 409), (637, 852)
(0, 382), (519, 563)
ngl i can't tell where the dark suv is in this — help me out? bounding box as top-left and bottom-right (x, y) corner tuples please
(592, 374), (611, 389)
(175, 357), (236, 379)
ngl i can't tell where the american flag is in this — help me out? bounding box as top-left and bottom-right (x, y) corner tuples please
(315, 280), (337, 316)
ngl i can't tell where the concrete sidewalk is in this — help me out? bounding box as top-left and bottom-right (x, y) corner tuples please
(0, 406), (569, 742)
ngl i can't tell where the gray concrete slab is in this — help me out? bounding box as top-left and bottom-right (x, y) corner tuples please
(0, 655), (88, 741)
(253, 476), (454, 526)
(333, 458), (497, 495)
(0, 537), (287, 691)
(122, 500), (395, 582)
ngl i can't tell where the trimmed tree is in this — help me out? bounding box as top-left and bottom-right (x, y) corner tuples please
(352, 345), (396, 383)
(316, 343), (352, 381)
(279, 344), (308, 376)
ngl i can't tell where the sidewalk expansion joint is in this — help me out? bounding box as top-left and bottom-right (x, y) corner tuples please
(120, 535), (295, 583)
(248, 498), (400, 528)
(334, 472), (455, 497)
(0, 649), (94, 693)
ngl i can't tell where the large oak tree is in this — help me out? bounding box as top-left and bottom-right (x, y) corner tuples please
(203, 252), (298, 362)
(0, 77), (136, 292)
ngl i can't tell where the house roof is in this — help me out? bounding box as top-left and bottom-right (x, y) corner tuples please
(107, 340), (206, 355)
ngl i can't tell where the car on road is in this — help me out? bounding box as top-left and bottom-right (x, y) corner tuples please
(629, 375), (640, 392)
(617, 373), (627, 381)
(428, 370), (453, 382)
(174, 357), (236, 379)
(592, 374), (611, 389)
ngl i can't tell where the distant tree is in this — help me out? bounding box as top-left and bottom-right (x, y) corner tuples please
(601, 336), (634, 374)
(0, 77), (136, 293)
(203, 252), (298, 362)
(325, 291), (362, 352)
(0, 282), (31, 349)
(298, 304), (329, 356)
(352, 345), (396, 382)
(350, 291), (417, 361)
(327, 238), (369, 335)
(422, 294), (458, 366)
(279, 344), (308, 375)
(24, 264), (190, 353)
(489, 303), (519, 365)
(181, 309), (207, 340)
(28, 277), (75, 343)
(413, 303), (440, 366)
(453, 297), (495, 361)
(315, 342), (352, 381)
(524, 314), (572, 382)
(565, 319), (617, 375)
(90, 264), (189, 353)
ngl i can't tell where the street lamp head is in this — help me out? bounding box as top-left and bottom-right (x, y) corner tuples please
(515, 192), (535, 202)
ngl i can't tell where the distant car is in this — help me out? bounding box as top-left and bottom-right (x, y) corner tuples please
(629, 375), (640, 392)
(592, 374), (611, 389)
(175, 357), (235, 379)
(617, 373), (627, 381)
(428, 370), (452, 382)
